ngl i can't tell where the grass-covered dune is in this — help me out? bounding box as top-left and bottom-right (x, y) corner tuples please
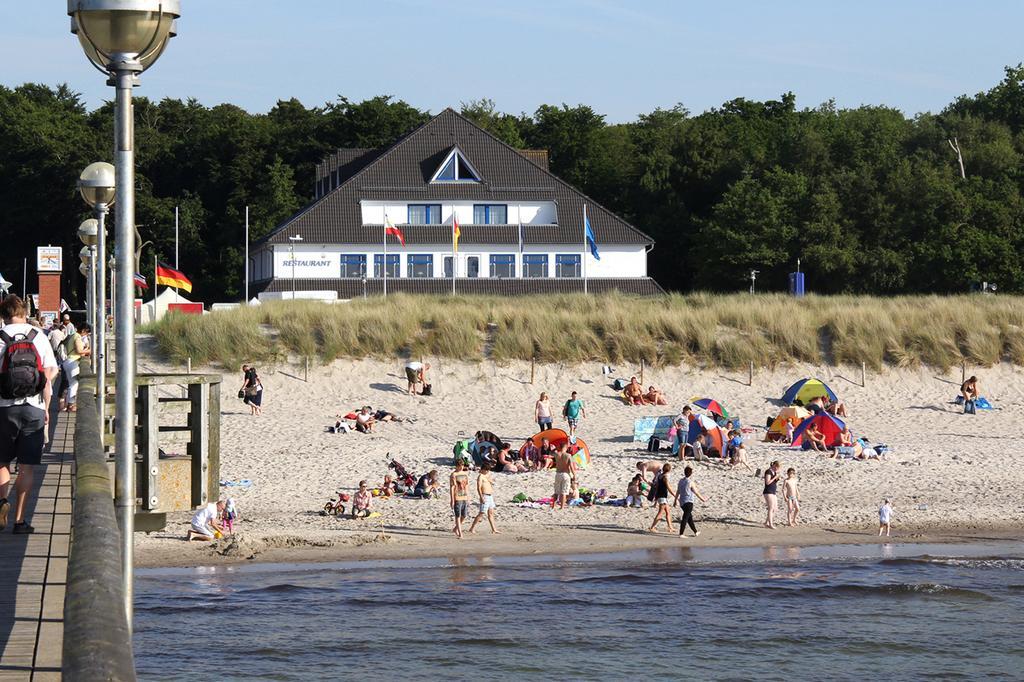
(148, 293), (1024, 370)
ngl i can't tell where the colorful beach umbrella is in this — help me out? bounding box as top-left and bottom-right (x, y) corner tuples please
(691, 397), (730, 419)
(781, 378), (838, 405)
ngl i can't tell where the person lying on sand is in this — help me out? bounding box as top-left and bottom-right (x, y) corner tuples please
(825, 396), (848, 418)
(624, 377), (647, 405)
(644, 385), (668, 406)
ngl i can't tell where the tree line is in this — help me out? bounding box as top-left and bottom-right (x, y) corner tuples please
(3, 66), (1024, 304)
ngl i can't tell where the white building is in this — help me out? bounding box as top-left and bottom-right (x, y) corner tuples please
(250, 109), (661, 297)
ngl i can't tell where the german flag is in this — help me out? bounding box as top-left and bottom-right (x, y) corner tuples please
(155, 263), (193, 293)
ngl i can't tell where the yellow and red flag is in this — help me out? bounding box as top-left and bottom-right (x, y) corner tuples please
(155, 263), (193, 293)
(453, 215), (461, 253)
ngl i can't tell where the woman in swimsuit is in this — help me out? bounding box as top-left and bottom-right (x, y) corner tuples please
(763, 461), (781, 529)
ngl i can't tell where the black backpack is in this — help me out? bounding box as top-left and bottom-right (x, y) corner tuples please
(0, 329), (46, 399)
(647, 436), (661, 452)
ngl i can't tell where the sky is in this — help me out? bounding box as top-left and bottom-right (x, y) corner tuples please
(2, 1), (1023, 122)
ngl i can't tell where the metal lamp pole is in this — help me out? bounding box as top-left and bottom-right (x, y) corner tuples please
(68, 0), (180, 627)
(79, 162), (115, 427)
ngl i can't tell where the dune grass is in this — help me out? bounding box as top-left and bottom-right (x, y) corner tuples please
(147, 293), (1024, 370)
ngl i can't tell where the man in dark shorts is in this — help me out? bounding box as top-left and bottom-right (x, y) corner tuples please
(0, 295), (59, 534)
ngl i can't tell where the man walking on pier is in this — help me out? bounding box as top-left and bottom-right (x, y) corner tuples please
(0, 295), (59, 534)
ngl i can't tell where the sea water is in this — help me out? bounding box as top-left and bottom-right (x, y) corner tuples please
(134, 542), (1024, 680)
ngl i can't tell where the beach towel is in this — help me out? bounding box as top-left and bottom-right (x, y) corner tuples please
(220, 479), (253, 488)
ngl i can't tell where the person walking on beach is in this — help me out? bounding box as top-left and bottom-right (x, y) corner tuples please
(675, 466), (707, 537)
(0, 295), (59, 534)
(535, 392), (553, 432)
(783, 468), (800, 526)
(551, 444), (578, 510)
(763, 461), (781, 529)
(450, 460), (470, 539)
(648, 462), (675, 533)
(468, 464), (500, 534)
(879, 499), (893, 537)
(562, 391), (586, 439)
(241, 364), (263, 416)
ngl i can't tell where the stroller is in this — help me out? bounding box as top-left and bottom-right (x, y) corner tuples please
(385, 453), (416, 492)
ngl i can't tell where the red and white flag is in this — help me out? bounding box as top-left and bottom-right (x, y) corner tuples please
(384, 214), (405, 247)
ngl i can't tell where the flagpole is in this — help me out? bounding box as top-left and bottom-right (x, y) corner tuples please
(451, 210), (456, 296)
(383, 213), (388, 298)
(583, 204), (588, 295)
(153, 255), (158, 325)
(244, 206), (249, 303)
(517, 203), (523, 277)
(174, 206), (179, 303)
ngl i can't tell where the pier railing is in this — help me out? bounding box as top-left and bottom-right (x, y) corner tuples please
(64, 369), (136, 681)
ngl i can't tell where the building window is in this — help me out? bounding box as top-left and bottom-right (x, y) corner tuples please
(489, 254), (515, 278)
(555, 254), (581, 278)
(466, 256), (480, 278)
(408, 204), (442, 225)
(473, 204), (508, 225)
(523, 254), (548, 278)
(339, 254), (366, 278)
(408, 254), (433, 278)
(373, 254), (399, 278)
(443, 256), (453, 278)
(431, 148), (481, 183)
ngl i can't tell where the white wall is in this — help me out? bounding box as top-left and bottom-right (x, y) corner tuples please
(360, 201), (557, 225)
(260, 243), (647, 279)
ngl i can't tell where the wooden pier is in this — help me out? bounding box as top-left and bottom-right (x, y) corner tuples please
(0, 412), (72, 680)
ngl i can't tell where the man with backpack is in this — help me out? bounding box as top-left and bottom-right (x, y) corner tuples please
(0, 295), (59, 534)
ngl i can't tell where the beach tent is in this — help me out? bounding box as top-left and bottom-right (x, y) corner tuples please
(782, 378), (838, 405)
(685, 414), (727, 457)
(764, 405), (811, 442)
(791, 413), (846, 448)
(520, 428), (592, 469)
(691, 397), (729, 419)
(468, 434), (502, 466)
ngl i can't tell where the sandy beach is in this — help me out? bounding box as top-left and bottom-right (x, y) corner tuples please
(134, 355), (1024, 568)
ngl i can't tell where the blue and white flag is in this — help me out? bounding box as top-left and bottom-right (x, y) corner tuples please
(584, 206), (600, 261)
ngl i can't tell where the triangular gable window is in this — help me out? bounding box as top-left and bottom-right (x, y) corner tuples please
(430, 147), (481, 183)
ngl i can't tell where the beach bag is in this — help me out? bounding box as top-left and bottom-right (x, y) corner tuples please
(0, 330), (46, 400)
(237, 389), (245, 399)
(612, 378), (628, 391)
(421, 383), (432, 396)
(646, 436), (661, 453)
(964, 399), (976, 415)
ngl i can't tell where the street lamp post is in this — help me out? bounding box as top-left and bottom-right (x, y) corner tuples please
(78, 162), (115, 427)
(68, 0), (180, 626)
(288, 235), (304, 301)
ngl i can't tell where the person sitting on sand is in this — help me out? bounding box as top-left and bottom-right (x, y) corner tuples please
(496, 443), (528, 473)
(187, 500), (225, 541)
(352, 481), (372, 518)
(802, 422), (827, 452)
(626, 474), (648, 508)
(636, 460), (663, 482)
(644, 385), (668, 406)
(806, 395), (825, 415)
(522, 439), (541, 471)
(728, 430), (752, 472)
(539, 438), (556, 470)
(624, 377), (647, 406)
(378, 474), (396, 497)
(830, 426), (862, 459)
(414, 470), (441, 498)
(354, 407), (376, 433)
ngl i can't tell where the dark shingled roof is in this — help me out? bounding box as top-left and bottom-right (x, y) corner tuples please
(261, 108), (653, 247)
(253, 277), (664, 298)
